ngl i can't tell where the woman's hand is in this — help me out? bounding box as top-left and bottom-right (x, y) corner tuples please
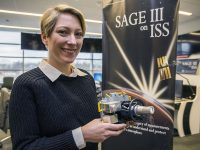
(81, 118), (126, 143)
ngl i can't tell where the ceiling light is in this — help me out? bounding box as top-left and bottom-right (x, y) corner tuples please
(0, 10), (41, 17)
(178, 11), (192, 16)
(0, 25), (39, 30)
(85, 19), (102, 24)
(0, 24), (102, 36)
(0, 9), (102, 23)
(190, 32), (200, 36)
(86, 32), (102, 36)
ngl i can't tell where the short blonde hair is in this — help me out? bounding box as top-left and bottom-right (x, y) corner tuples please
(40, 4), (86, 37)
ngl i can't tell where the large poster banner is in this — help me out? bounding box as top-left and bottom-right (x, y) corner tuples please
(102, 0), (179, 150)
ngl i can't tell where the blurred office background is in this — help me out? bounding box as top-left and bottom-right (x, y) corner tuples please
(0, 0), (200, 150)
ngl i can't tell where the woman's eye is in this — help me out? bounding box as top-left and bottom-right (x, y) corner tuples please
(75, 32), (83, 39)
(58, 30), (68, 36)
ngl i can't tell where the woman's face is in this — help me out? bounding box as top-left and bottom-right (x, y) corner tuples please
(42, 13), (83, 66)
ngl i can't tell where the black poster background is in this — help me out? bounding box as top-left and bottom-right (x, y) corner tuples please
(102, 0), (179, 150)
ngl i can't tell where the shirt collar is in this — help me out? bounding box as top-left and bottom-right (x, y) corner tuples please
(39, 59), (87, 82)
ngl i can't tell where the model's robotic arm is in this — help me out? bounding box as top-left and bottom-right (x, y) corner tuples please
(98, 92), (155, 123)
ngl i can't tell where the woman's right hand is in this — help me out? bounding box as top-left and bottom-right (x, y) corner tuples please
(81, 118), (126, 143)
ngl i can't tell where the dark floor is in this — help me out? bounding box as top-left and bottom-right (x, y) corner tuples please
(173, 133), (200, 150)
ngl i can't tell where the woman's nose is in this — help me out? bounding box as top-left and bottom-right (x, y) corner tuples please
(67, 34), (77, 45)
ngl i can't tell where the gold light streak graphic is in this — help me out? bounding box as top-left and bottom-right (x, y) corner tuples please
(105, 23), (174, 110)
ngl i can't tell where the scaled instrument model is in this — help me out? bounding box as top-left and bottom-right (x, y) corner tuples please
(98, 89), (155, 123)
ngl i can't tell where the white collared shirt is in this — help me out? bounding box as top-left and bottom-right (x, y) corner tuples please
(39, 59), (86, 149)
(39, 59), (87, 82)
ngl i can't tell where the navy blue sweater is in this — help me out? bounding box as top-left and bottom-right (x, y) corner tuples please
(9, 67), (99, 150)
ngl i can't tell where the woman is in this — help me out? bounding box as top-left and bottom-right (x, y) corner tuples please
(9, 4), (126, 150)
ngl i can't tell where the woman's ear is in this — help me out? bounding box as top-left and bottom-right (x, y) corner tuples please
(41, 33), (48, 47)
